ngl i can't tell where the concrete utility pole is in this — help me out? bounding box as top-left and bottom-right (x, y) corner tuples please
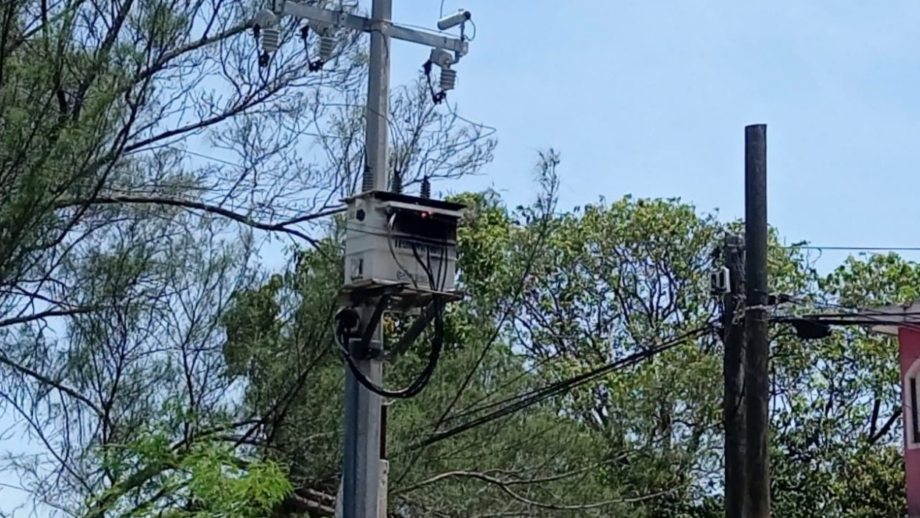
(253, 3), (472, 518)
(362, 0), (392, 193)
(348, 3), (392, 515)
(721, 234), (747, 518)
(744, 124), (770, 518)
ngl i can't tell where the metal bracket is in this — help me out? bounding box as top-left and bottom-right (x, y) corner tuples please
(350, 337), (384, 360)
(344, 281), (406, 307)
(282, 1), (468, 54)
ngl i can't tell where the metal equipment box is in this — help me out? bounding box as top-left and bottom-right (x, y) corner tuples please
(342, 190), (464, 310)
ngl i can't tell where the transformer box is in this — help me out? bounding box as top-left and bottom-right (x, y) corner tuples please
(342, 190), (465, 311)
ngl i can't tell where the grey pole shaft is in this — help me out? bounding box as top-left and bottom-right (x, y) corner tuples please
(344, 0), (392, 515)
(722, 234), (747, 518)
(343, 309), (383, 518)
(743, 124), (770, 518)
(362, 0), (392, 193)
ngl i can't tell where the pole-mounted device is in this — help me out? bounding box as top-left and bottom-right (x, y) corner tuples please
(249, 2), (475, 517)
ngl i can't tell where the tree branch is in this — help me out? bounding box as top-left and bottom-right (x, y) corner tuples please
(0, 353), (104, 417)
(0, 306), (99, 329)
(132, 24), (250, 85)
(55, 196), (334, 250)
(868, 407), (901, 445)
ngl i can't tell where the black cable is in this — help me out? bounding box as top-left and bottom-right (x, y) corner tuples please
(788, 245), (920, 252)
(337, 244), (448, 399)
(439, 350), (566, 426)
(773, 306), (920, 333)
(338, 297), (444, 399)
(416, 335), (693, 449)
(412, 244), (437, 291)
(439, 325), (713, 424)
(775, 316), (920, 328)
(413, 325), (714, 449)
(438, 245), (449, 293)
(775, 311), (920, 319)
(422, 60), (447, 104)
(465, 18), (477, 41)
(770, 295), (920, 335)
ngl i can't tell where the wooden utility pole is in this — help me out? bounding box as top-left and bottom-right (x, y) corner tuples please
(722, 234), (747, 518)
(744, 124), (770, 518)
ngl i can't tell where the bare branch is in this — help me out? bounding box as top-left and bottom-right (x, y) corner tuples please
(0, 306), (99, 329)
(868, 408), (900, 446)
(55, 195), (338, 250)
(0, 354), (104, 417)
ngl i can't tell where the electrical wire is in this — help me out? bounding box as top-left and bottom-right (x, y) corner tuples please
(465, 18), (477, 41)
(392, 235), (531, 484)
(337, 296), (444, 399)
(407, 181), (555, 430)
(440, 349), (567, 426)
(417, 326), (713, 449)
(774, 314), (920, 331)
(787, 245), (920, 252)
(790, 298), (920, 331)
(413, 324), (715, 448)
(386, 214), (421, 290)
(444, 98), (498, 139)
(411, 243), (439, 290)
(336, 237), (448, 399)
(422, 59), (447, 105)
(393, 145), (557, 487)
(785, 310), (920, 319)
(771, 298), (920, 335)
(166, 147), (245, 168)
(438, 324), (714, 423)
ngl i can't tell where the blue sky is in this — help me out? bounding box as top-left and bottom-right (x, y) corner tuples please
(390, 0), (920, 268)
(7, 1), (920, 515)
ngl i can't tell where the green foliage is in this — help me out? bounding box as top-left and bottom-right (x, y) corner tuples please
(0, 0), (498, 516)
(219, 241), (345, 494)
(216, 187), (916, 517)
(178, 444), (292, 518)
(763, 252), (911, 518)
(450, 190), (515, 299)
(825, 252), (920, 308)
(222, 274), (285, 378)
(2, 40), (911, 512)
(84, 420), (292, 518)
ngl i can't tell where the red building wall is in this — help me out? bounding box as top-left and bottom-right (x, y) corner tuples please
(899, 327), (920, 516)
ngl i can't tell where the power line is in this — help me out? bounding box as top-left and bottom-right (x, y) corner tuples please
(776, 313), (920, 331)
(444, 98), (497, 138)
(439, 325), (714, 425)
(168, 147), (245, 168)
(465, 18), (477, 41)
(414, 324), (715, 449)
(787, 245), (920, 252)
(441, 350), (566, 426)
(391, 248), (539, 486)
